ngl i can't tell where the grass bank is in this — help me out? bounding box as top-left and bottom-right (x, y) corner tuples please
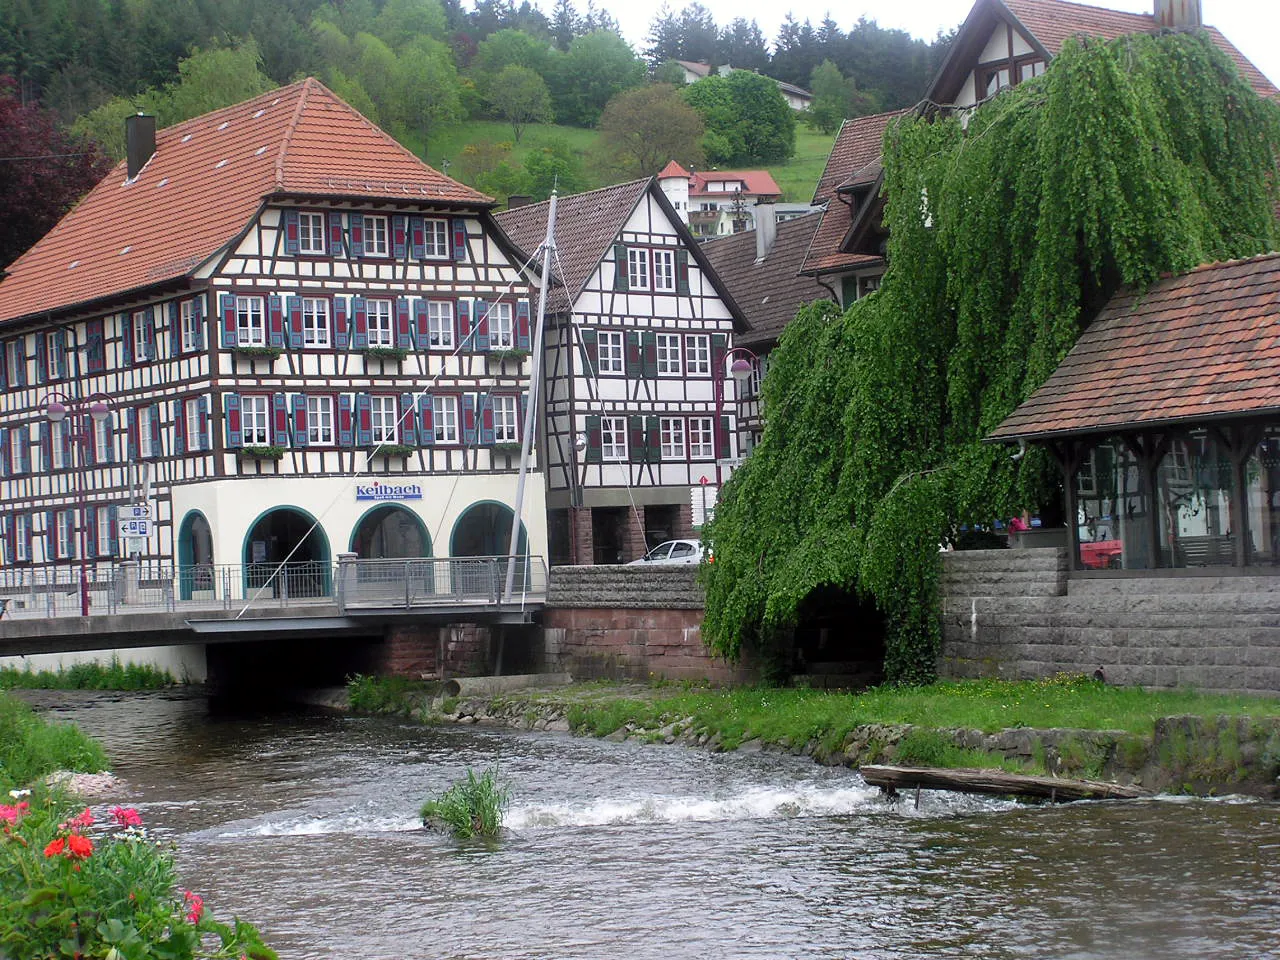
(0, 693), (109, 793)
(0, 659), (174, 691)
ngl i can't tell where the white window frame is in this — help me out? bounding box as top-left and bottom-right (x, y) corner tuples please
(656, 333), (682, 376)
(660, 417), (685, 460)
(432, 395), (459, 444)
(370, 395), (398, 444)
(242, 395), (271, 446)
(601, 416), (628, 461)
(236, 296), (265, 347)
(56, 509), (76, 560)
(597, 331), (624, 374)
(298, 212), (325, 255)
(15, 514), (31, 562)
(493, 395), (519, 443)
(138, 406), (156, 459)
(686, 335), (710, 375)
(185, 398), (204, 451)
(427, 301), (454, 349)
(93, 417), (111, 463)
(5, 338), (22, 384)
(424, 218), (450, 258)
(488, 302), (514, 350)
(363, 215), (389, 256)
(307, 396), (334, 446)
(8, 428), (22, 474)
(627, 248), (650, 290)
(51, 420), (67, 469)
(132, 309), (150, 360)
(180, 300), (200, 352)
(303, 298), (330, 347)
(653, 249), (676, 292)
(45, 332), (60, 380)
(96, 509), (114, 558)
(689, 417), (714, 459)
(367, 299), (394, 347)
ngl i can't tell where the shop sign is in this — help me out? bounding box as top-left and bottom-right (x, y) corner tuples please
(356, 481), (424, 502)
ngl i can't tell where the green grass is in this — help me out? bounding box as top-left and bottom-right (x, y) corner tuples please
(0, 659), (173, 691)
(346, 673), (432, 716)
(767, 126), (839, 202)
(0, 693), (109, 793)
(420, 767), (510, 840)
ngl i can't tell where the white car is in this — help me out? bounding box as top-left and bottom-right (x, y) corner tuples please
(628, 539), (704, 565)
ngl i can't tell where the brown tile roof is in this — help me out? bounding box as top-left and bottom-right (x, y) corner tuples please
(495, 179), (651, 313)
(812, 110), (909, 206)
(1001, 0), (1278, 99)
(700, 212), (832, 348)
(989, 253), (1280, 441)
(799, 197), (885, 276)
(0, 77), (489, 326)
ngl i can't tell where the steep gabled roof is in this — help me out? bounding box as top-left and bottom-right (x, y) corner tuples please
(658, 161), (692, 180)
(811, 110), (909, 206)
(990, 253), (1280, 441)
(0, 77), (489, 326)
(701, 212), (831, 348)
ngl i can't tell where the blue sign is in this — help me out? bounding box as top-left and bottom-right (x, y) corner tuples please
(355, 481), (424, 502)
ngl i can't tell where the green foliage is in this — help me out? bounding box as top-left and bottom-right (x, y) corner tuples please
(893, 729), (1028, 772)
(489, 65), (553, 143)
(596, 83), (705, 179)
(420, 767), (510, 839)
(0, 659), (174, 692)
(522, 137), (587, 200)
(0, 793), (276, 959)
(684, 70), (795, 164)
(545, 30), (645, 127)
(0, 694), (108, 794)
(346, 674), (429, 715)
(702, 32), (1280, 681)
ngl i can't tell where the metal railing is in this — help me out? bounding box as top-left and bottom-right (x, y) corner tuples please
(336, 555), (548, 612)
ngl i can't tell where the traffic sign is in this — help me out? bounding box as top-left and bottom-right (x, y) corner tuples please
(119, 518), (152, 538)
(122, 503), (152, 521)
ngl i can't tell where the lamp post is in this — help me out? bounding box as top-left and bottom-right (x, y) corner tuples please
(713, 346), (757, 486)
(43, 392), (111, 617)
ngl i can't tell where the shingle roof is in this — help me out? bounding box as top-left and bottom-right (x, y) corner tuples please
(989, 253), (1280, 441)
(689, 169), (782, 198)
(0, 77), (489, 326)
(812, 110), (909, 207)
(495, 179), (651, 313)
(700, 212), (832, 348)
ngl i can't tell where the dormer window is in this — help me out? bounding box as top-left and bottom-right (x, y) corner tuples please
(981, 56), (1045, 99)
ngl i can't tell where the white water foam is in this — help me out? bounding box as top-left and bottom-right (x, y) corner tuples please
(215, 812), (420, 838)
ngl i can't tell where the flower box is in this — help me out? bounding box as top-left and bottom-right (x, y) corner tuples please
(240, 445), (285, 461)
(367, 444), (416, 458)
(362, 347), (409, 362)
(231, 346), (283, 360)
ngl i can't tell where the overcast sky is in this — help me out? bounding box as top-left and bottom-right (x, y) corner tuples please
(609, 0), (1278, 91)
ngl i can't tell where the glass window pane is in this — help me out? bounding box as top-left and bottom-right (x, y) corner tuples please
(1075, 439), (1152, 570)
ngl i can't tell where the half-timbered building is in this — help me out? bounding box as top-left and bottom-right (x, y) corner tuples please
(0, 78), (544, 600)
(496, 180), (746, 565)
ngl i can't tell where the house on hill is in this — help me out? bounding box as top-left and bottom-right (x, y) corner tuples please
(657, 162), (815, 238)
(496, 180), (746, 566)
(673, 60), (813, 111)
(0, 78), (544, 601)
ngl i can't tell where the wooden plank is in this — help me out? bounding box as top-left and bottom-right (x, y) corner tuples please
(859, 765), (1149, 802)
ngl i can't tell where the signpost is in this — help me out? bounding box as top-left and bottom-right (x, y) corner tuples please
(120, 502), (153, 553)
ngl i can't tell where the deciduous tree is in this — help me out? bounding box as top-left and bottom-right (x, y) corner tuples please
(596, 83), (704, 179)
(488, 64), (552, 142)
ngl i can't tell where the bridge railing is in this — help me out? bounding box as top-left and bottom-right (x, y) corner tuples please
(336, 555), (548, 612)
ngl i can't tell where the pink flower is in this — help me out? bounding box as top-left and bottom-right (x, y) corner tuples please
(0, 803), (25, 824)
(59, 808), (94, 831)
(182, 889), (204, 923)
(109, 806), (143, 828)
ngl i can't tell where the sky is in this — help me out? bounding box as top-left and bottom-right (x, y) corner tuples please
(609, 0), (1279, 91)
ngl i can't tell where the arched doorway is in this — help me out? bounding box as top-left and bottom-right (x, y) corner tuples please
(242, 506), (332, 598)
(450, 502), (531, 595)
(350, 504), (431, 559)
(177, 510), (214, 600)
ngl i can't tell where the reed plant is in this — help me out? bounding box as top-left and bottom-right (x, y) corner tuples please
(0, 658), (173, 691)
(0, 694), (108, 793)
(420, 768), (509, 840)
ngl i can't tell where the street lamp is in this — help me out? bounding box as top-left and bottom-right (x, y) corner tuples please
(44, 392), (111, 616)
(713, 346), (757, 485)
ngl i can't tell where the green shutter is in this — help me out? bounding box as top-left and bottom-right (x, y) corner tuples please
(612, 243), (629, 292)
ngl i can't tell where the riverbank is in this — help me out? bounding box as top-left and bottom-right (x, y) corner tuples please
(338, 676), (1280, 798)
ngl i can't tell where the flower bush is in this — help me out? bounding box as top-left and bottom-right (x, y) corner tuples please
(0, 790), (276, 960)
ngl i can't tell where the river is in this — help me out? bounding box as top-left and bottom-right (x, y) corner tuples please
(26, 690), (1280, 960)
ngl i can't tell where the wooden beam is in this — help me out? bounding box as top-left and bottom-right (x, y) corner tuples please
(859, 764), (1150, 802)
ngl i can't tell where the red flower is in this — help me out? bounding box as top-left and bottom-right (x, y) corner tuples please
(66, 833), (93, 859)
(182, 889), (204, 923)
(71, 808), (94, 828)
(44, 837), (66, 857)
(109, 806), (142, 828)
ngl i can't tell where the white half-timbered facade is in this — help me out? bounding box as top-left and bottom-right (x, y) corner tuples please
(497, 180), (746, 565)
(0, 79), (545, 599)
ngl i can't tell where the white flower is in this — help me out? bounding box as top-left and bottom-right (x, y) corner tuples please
(8, 789), (31, 799)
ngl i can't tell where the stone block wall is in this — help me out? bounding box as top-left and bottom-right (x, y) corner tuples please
(374, 622), (493, 679)
(939, 548), (1280, 696)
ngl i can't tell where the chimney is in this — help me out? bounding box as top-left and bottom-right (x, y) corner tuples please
(1154, 0), (1202, 28)
(754, 200), (777, 261)
(507, 194), (533, 209)
(125, 114), (156, 180)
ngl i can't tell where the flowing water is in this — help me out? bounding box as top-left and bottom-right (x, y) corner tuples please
(27, 691), (1280, 960)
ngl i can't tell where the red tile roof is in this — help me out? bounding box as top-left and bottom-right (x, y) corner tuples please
(689, 169), (782, 198)
(1001, 0), (1278, 99)
(812, 110), (909, 206)
(658, 161), (692, 180)
(0, 77), (489, 326)
(989, 253), (1280, 441)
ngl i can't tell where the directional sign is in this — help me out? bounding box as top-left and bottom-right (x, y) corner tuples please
(119, 518), (152, 539)
(121, 503), (153, 521)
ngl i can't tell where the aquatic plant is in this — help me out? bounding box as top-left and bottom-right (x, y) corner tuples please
(0, 693), (109, 793)
(420, 767), (510, 840)
(0, 658), (174, 691)
(0, 791), (276, 959)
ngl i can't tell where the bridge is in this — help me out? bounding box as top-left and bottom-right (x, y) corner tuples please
(0, 556), (548, 658)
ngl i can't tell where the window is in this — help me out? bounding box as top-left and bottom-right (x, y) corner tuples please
(432, 395), (458, 444)
(858, 274), (882, 298)
(236, 296), (265, 346)
(242, 395), (270, 446)
(370, 396), (398, 444)
(303, 298), (330, 347)
(424, 218), (450, 258)
(363, 215), (389, 256)
(982, 65), (1011, 97)
(298, 212), (325, 254)
(686, 335), (710, 375)
(653, 249), (676, 292)
(601, 416), (628, 461)
(427, 301), (454, 348)
(367, 299), (394, 347)
(51, 420), (67, 469)
(307, 396), (333, 445)
(656, 333), (682, 375)
(660, 417), (685, 459)
(494, 396), (519, 443)
(180, 300), (200, 352)
(96, 509), (115, 557)
(8, 428), (22, 474)
(132, 310), (151, 361)
(689, 417), (714, 459)
(138, 406), (156, 459)
(488, 302), (514, 350)
(94, 417), (112, 463)
(749, 355), (769, 397)
(185, 398), (204, 451)
(1017, 58), (1045, 83)
(5, 339), (22, 384)
(56, 510), (76, 560)
(15, 515), (30, 562)
(597, 331), (624, 374)
(627, 248), (650, 290)
(45, 332), (60, 380)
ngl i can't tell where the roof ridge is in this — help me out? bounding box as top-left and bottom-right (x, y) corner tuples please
(502, 177), (650, 213)
(275, 77), (313, 191)
(158, 79), (308, 143)
(1159, 250), (1280, 280)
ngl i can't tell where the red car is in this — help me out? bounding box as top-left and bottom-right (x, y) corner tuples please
(1080, 539), (1123, 569)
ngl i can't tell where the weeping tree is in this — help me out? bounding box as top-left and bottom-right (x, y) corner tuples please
(701, 31), (1280, 684)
